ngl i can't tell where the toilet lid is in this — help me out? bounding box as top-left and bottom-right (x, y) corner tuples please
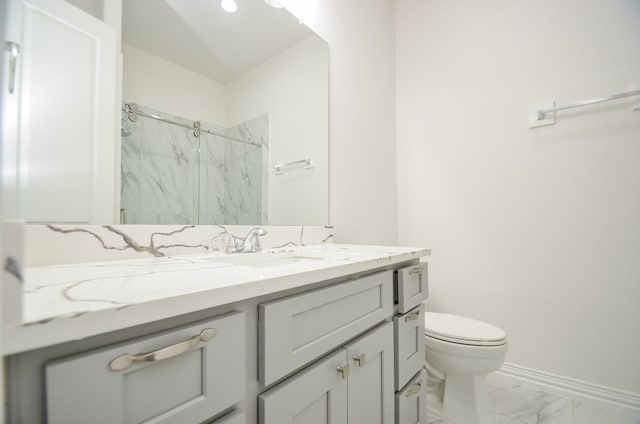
(425, 312), (506, 346)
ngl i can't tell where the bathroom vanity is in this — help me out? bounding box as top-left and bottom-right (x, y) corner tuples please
(4, 244), (430, 423)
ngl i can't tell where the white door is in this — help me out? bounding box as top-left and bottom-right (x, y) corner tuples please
(5, 0), (117, 224)
(346, 322), (395, 424)
(1, 0), (25, 329)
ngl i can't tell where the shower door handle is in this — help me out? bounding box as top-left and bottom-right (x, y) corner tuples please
(120, 208), (127, 224)
(4, 41), (20, 94)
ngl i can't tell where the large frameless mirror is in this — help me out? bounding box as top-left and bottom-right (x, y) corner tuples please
(121, 0), (329, 226)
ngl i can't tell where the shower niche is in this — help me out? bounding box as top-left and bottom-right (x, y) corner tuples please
(120, 103), (268, 225)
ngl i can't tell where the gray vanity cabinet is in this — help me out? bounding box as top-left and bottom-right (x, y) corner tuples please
(259, 322), (394, 424)
(7, 258), (429, 424)
(45, 312), (244, 424)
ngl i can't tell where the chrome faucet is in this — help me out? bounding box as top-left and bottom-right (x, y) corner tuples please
(226, 228), (267, 254)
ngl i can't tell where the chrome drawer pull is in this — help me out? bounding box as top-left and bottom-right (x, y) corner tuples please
(409, 267), (423, 276)
(336, 364), (351, 379)
(353, 353), (367, 367)
(404, 309), (421, 322)
(405, 379), (423, 397)
(109, 328), (217, 371)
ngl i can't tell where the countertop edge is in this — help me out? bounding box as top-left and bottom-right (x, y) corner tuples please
(4, 248), (429, 355)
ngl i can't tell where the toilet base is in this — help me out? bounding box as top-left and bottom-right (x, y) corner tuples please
(441, 372), (493, 424)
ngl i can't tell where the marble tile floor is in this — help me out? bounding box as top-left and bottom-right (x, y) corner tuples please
(427, 373), (640, 424)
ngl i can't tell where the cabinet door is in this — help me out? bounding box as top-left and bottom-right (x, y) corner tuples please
(394, 304), (425, 390)
(46, 313), (244, 424)
(6, 0), (117, 223)
(346, 322), (395, 424)
(395, 369), (427, 424)
(259, 349), (348, 424)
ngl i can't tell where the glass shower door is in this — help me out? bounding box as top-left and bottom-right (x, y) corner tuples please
(120, 110), (199, 224)
(198, 131), (262, 225)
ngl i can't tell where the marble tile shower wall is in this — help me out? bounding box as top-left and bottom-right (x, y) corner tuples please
(121, 104), (268, 225)
(232, 114), (270, 224)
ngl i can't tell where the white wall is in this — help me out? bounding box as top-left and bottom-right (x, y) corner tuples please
(227, 36), (329, 225)
(279, 0), (398, 244)
(396, 0), (640, 394)
(122, 43), (227, 126)
(64, 0), (102, 19)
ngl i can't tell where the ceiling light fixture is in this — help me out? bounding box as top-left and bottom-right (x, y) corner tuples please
(264, 0), (283, 8)
(221, 0), (238, 13)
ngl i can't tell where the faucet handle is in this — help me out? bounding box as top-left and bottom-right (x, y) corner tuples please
(252, 227), (267, 236)
(251, 228), (267, 252)
(222, 233), (243, 254)
(246, 227), (267, 253)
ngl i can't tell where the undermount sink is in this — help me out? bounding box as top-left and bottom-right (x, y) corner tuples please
(203, 251), (326, 268)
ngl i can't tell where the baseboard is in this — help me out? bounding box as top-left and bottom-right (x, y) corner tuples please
(497, 362), (640, 412)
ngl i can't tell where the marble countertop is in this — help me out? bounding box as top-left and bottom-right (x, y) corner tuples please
(4, 244), (429, 355)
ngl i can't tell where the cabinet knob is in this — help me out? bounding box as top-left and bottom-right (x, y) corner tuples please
(336, 364), (351, 379)
(353, 353), (367, 367)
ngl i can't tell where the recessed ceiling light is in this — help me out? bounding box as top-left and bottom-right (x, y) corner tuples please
(221, 0), (238, 13)
(264, 0), (283, 8)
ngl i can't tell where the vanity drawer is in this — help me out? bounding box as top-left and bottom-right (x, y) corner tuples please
(396, 262), (428, 313)
(395, 368), (428, 424)
(394, 304), (425, 390)
(259, 271), (393, 386)
(45, 312), (245, 424)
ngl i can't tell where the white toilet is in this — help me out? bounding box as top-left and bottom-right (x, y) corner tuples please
(424, 312), (508, 424)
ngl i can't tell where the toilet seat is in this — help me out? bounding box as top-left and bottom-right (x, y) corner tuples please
(425, 312), (506, 347)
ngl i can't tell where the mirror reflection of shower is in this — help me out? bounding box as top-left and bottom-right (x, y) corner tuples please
(120, 102), (269, 225)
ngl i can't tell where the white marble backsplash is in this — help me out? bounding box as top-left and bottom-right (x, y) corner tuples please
(25, 224), (334, 267)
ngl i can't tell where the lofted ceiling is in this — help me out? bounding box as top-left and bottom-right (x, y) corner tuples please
(122, 0), (312, 83)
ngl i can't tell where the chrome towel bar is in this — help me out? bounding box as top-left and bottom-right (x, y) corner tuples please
(274, 158), (313, 175)
(529, 86), (640, 128)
